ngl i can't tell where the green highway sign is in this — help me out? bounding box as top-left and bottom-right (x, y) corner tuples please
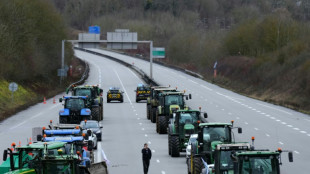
(152, 47), (165, 58)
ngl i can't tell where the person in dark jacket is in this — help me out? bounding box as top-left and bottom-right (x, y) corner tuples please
(141, 143), (152, 174)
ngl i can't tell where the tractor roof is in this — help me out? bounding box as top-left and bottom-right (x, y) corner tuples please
(161, 91), (184, 95)
(74, 85), (99, 89)
(44, 136), (84, 143)
(17, 141), (66, 150)
(199, 123), (232, 127)
(153, 87), (176, 91)
(216, 142), (251, 150)
(151, 86), (170, 89)
(44, 129), (81, 135)
(236, 151), (280, 156)
(177, 110), (200, 113)
(64, 96), (87, 99)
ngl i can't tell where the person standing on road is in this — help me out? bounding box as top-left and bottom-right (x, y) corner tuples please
(141, 143), (152, 174)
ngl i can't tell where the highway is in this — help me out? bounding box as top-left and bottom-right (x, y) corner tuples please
(0, 48), (309, 173)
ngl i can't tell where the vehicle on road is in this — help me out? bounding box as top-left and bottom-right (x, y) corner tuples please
(80, 120), (102, 141)
(59, 96), (91, 124)
(189, 122), (242, 174)
(156, 91), (191, 134)
(146, 86), (177, 122)
(185, 134), (198, 168)
(168, 109), (207, 157)
(67, 85), (104, 121)
(135, 84), (151, 102)
(107, 87), (124, 103)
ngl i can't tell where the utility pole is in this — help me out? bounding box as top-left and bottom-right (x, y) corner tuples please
(150, 41), (153, 80)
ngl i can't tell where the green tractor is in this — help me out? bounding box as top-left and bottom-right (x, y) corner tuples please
(156, 91), (191, 134)
(67, 85), (104, 121)
(146, 86), (177, 123)
(168, 109), (208, 157)
(189, 122), (242, 174)
(207, 138), (293, 174)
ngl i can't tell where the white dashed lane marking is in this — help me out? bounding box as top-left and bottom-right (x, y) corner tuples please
(279, 142), (284, 145)
(244, 122), (249, 125)
(156, 159), (160, 163)
(294, 151), (300, 154)
(266, 134), (270, 137)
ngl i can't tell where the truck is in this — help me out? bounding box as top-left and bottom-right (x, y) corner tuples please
(67, 85), (104, 121)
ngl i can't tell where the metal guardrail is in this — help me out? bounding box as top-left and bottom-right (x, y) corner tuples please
(67, 59), (90, 89)
(74, 47), (159, 86)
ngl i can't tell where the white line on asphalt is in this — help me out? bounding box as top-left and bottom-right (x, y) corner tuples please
(200, 84), (213, 91)
(228, 113), (232, 115)
(244, 122), (248, 125)
(281, 122), (287, 125)
(293, 128), (300, 131)
(256, 103), (293, 115)
(236, 117), (240, 119)
(145, 134), (148, 137)
(256, 110), (261, 113)
(96, 143), (102, 162)
(114, 70), (132, 104)
(252, 108), (256, 111)
(300, 131), (307, 134)
(148, 141), (151, 144)
(266, 134), (270, 137)
(279, 142), (284, 145)
(156, 159), (160, 163)
(133, 110), (136, 112)
(276, 120), (281, 122)
(137, 118), (140, 120)
(10, 121), (27, 130)
(161, 171), (166, 174)
(188, 79), (198, 84)
(248, 107), (252, 109)
(152, 150), (155, 153)
(260, 113), (266, 115)
(307, 134), (310, 136)
(270, 117), (276, 119)
(141, 128), (145, 131)
(139, 123), (142, 125)
(265, 115), (270, 117)
(287, 125), (293, 127)
(254, 128), (259, 131)
(31, 112), (43, 119)
(222, 109), (225, 111)
(49, 104), (60, 110)
(294, 151), (300, 154)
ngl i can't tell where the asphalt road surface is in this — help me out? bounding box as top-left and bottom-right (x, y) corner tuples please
(0, 48), (309, 173)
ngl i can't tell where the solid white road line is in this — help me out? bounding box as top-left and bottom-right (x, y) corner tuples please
(266, 134), (270, 137)
(156, 159), (160, 163)
(114, 70), (132, 104)
(256, 103), (293, 115)
(294, 151), (300, 154)
(279, 142), (284, 145)
(31, 112), (43, 119)
(10, 121), (27, 130)
(200, 84), (212, 91)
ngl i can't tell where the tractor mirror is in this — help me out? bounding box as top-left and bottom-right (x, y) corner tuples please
(288, 152), (293, 162)
(173, 113), (176, 118)
(203, 113), (208, 118)
(100, 126), (103, 129)
(189, 94), (192, 99)
(100, 89), (103, 93)
(186, 96), (188, 100)
(3, 150), (7, 161)
(238, 128), (242, 134)
(59, 98), (63, 103)
(37, 134), (42, 141)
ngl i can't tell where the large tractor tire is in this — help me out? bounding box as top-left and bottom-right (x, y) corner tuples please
(192, 156), (203, 174)
(158, 116), (167, 134)
(100, 105), (103, 120)
(59, 116), (68, 124)
(146, 105), (151, 120)
(168, 134), (172, 155)
(170, 136), (180, 157)
(151, 108), (156, 123)
(91, 107), (99, 121)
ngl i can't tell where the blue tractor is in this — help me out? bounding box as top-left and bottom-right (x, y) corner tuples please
(59, 96), (91, 124)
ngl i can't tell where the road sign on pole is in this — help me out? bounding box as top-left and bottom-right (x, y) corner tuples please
(9, 82), (18, 103)
(152, 47), (165, 58)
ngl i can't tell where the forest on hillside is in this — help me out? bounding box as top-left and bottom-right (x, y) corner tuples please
(51, 0), (310, 112)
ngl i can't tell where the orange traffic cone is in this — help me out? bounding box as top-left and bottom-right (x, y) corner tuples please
(43, 97), (46, 104)
(53, 97), (56, 104)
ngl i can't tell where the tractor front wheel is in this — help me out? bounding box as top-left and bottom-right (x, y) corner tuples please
(151, 108), (156, 123)
(91, 108), (99, 121)
(170, 136), (180, 157)
(158, 116), (167, 134)
(168, 134), (171, 155)
(193, 157), (203, 174)
(146, 105), (150, 120)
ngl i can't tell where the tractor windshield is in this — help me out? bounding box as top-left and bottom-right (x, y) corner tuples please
(75, 89), (92, 97)
(19, 149), (42, 168)
(219, 151), (234, 171)
(202, 126), (231, 143)
(65, 99), (85, 110)
(239, 155), (279, 174)
(179, 112), (199, 124)
(43, 160), (74, 174)
(165, 95), (184, 106)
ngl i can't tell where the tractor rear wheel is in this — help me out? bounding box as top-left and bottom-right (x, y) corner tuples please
(168, 134), (171, 155)
(193, 157), (203, 174)
(91, 108), (99, 121)
(59, 117), (67, 124)
(151, 108), (156, 123)
(100, 104), (103, 120)
(146, 105), (150, 120)
(158, 116), (167, 134)
(170, 136), (180, 157)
